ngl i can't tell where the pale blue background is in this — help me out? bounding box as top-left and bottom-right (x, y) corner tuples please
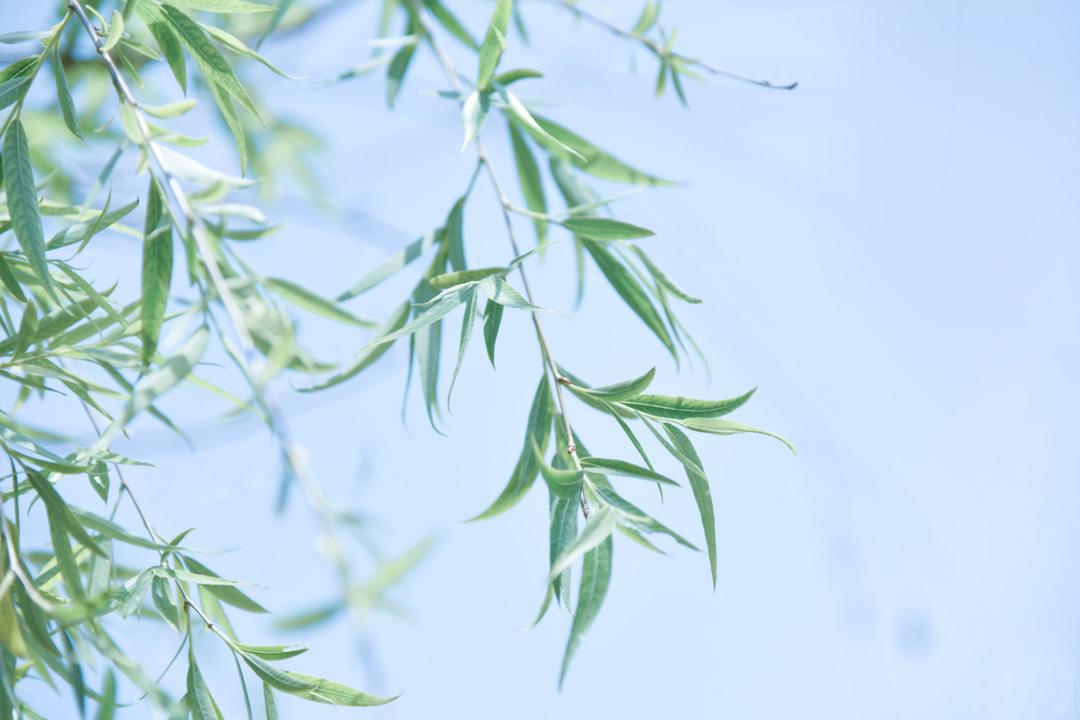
(18, 1), (1080, 718)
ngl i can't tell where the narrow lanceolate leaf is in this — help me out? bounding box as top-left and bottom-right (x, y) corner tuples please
(140, 181), (172, 365)
(186, 649), (220, 720)
(663, 424), (717, 587)
(469, 375), (552, 520)
(3, 119), (53, 296)
(167, 0), (275, 14)
(508, 121), (547, 242)
(443, 196), (466, 271)
(52, 45), (82, 139)
(147, 20), (187, 92)
(181, 557), (268, 613)
(24, 472), (104, 557)
(628, 245), (702, 303)
(569, 367), (655, 402)
(428, 267), (504, 291)
(96, 326), (209, 449)
(583, 240), (675, 357)
(427, 0), (479, 49)
(632, 0), (661, 34)
(579, 457), (678, 486)
(547, 507), (615, 584)
(501, 90), (583, 161)
(460, 90), (488, 152)
(560, 217), (654, 242)
(477, 0), (513, 89)
(478, 275), (541, 310)
(621, 388), (755, 420)
(262, 683), (279, 720)
(302, 302), (409, 391)
(528, 113), (670, 186)
(588, 481), (697, 550)
(534, 443), (584, 498)
(368, 287), (467, 348)
(447, 286), (478, 406)
(676, 417), (796, 453)
(386, 42), (416, 108)
(482, 299), (503, 367)
(266, 278), (376, 327)
(549, 490), (577, 609)
(559, 535), (612, 687)
(241, 655), (396, 707)
(103, 12), (125, 53)
(336, 231), (436, 301)
(159, 5), (260, 117)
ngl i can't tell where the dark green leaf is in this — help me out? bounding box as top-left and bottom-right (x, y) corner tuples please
(140, 180), (173, 365)
(559, 534), (612, 687)
(508, 121), (547, 243)
(52, 45), (82, 139)
(561, 217), (654, 242)
(477, 0), (513, 89)
(663, 424), (716, 587)
(3, 119), (53, 297)
(579, 457), (678, 485)
(621, 388), (755, 420)
(482, 298), (502, 367)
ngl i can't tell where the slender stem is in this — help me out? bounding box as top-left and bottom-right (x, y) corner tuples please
(412, 3), (590, 517)
(546, 0), (798, 91)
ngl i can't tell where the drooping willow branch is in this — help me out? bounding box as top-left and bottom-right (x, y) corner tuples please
(66, 0), (360, 625)
(409, 0), (592, 517)
(545, 0), (799, 91)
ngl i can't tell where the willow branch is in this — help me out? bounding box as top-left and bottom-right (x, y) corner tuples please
(410, 2), (590, 517)
(67, 0), (357, 605)
(545, 0), (798, 90)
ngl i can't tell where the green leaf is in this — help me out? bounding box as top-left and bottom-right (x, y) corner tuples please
(620, 388), (755, 420)
(579, 457), (678, 486)
(96, 670), (116, 720)
(186, 648), (221, 720)
(533, 442), (584, 498)
(426, 0), (479, 50)
(3, 119), (53, 297)
(240, 655), (396, 707)
(632, 0), (660, 34)
(468, 375), (552, 520)
(0, 254), (27, 302)
(560, 217), (654, 242)
(369, 286), (466, 348)
(158, 5), (260, 117)
(559, 534), (612, 687)
(234, 643), (307, 661)
(447, 285), (478, 405)
(676, 417), (796, 453)
(582, 240), (674, 357)
(501, 89), (583, 161)
(482, 299), (502, 367)
(267, 277), (376, 327)
(478, 275), (541, 310)
(140, 180), (173, 365)
(25, 472), (104, 558)
(262, 683), (279, 720)
(508, 121), (547, 243)
(140, 98), (197, 118)
(428, 267), (504, 291)
(336, 231), (437, 301)
(628, 244), (702, 303)
(477, 0), (513, 90)
(52, 45), (82, 139)
(494, 68), (543, 85)
(95, 326), (209, 450)
(103, 12), (125, 53)
(546, 507), (615, 584)
(528, 113), (670, 186)
(460, 90), (489, 152)
(302, 301), (409, 391)
(549, 490), (577, 609)
(203, 24), (300, 79)
(663, 424), (716, 587)
(589, 481), (697, 550)
(568, 367), (655, 402)
(166, 0), (275, 13)
(147, 20), (187, 92)
(386, 42), (416, 108)
(181, 556), (268, 613)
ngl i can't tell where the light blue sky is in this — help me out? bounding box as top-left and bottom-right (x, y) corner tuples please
(21, 1), (1080, 717)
